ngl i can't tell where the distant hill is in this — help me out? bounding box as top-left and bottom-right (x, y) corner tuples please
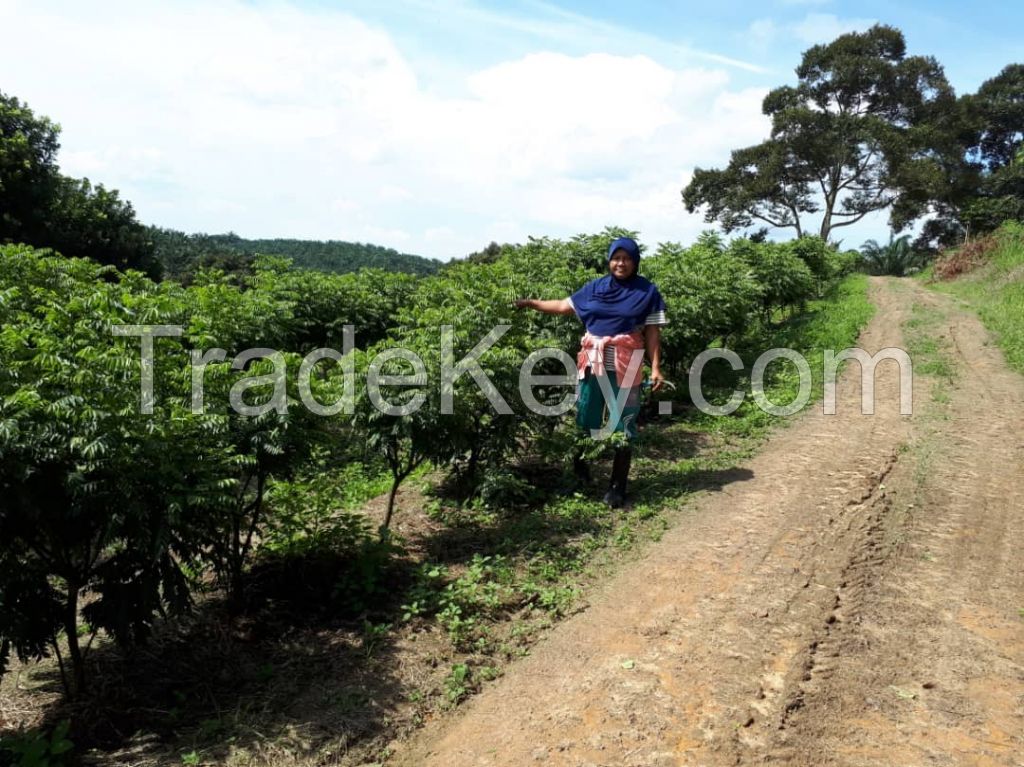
(151, 228), (442, 281)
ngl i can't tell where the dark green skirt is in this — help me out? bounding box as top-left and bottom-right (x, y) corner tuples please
(575, 367), (640, 440)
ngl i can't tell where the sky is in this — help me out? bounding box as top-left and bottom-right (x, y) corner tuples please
(1, 0), (1020, 261)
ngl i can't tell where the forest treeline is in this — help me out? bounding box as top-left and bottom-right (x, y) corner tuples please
(149, 229), (441, 282)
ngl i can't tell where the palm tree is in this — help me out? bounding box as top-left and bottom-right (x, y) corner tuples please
(859, 234), (922, 276)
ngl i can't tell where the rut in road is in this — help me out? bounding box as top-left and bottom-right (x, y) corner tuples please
(392, 277), (1024, 767)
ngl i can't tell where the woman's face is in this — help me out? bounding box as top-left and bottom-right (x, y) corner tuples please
(608, 249), (636, 279)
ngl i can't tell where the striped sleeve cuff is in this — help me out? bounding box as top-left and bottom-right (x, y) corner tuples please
(645, 310), (668, 325)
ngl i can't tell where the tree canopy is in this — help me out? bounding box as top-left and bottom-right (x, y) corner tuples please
(0, 92), (60, 245)
(0, 91), (159, 276)
(150, 229), (441, 282)
(682, 25), (955, 242)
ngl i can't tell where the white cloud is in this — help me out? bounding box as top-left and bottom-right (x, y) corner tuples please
(331, 198), (362, 213)
(792, 13), (876, 45)
(0, 0), (775, 259)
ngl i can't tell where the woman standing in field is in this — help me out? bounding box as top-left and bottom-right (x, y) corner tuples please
(514, 236), (667, 508)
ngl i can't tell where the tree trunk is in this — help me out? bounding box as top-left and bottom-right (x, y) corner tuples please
(63, 581), (85, 699)
(231, 474), (266, 612)
(466, 445), (481, 487)
(227, 510), (244, 613)
(381, 474), (403, 540)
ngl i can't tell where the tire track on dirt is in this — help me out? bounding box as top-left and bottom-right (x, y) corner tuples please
(772, 281), (1024, 766)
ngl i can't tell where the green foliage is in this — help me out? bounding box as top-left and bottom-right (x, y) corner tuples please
(400, 563), (447, 622)
(261, 465), (385, 557)
(244, 258), (418, 351)
(443, 663), (471, 707)
(461, 241), (506, 264)
(962, 145), (1024, 234)
(152, 229), (440, 281)
(643, 238), (758, 369)
(860, 233), (926, 276)
(0, 242), (364, 691)
(147, 228), (256, 284)
(436, 555), (515, 649)
(827, 249), (862, 279)
(0, 246), (194, 695)
(0, 721), (74, 767)
(728, 239), (816, 319)
(0, 219), (864, 706)
(351, 236), (595, 507)
(0, 91), (157, 276)
(0, 91), (60, 246)
(968, 64), (1024, 171)
(910, 65), (1024, 250)
(476, 468), (539, 510)
(349, 344), (434, 536)
(176, 351), (322, 606)
(399, 554), (518, 650)
(46, 176), (159, 275)
(932, 221), (1024, 373)
(440, 661), (502, 708)
(788, 236), (832, 283)
(682, 25), (955, 242)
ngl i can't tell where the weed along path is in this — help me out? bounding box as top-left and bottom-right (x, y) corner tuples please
(392, 277), (1024, 767)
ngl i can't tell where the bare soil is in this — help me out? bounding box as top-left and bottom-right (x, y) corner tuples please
(391, 277), (1024, 767)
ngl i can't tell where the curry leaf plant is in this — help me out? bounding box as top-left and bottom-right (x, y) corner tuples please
(0, 246), (197, 697)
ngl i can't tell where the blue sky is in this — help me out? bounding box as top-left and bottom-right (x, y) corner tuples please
(1, 0), (1020, 259)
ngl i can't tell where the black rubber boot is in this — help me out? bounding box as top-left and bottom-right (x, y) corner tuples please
(572, 449), (592, 485)
(603, 446), (632, 508)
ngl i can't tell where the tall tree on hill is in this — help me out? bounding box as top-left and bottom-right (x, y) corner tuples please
(0, 92), (60, 244)
(0, 90), (159, 276)
(682, 25), (955, 242)
(905, 63), (1024, 249)
(960, 65), (1024, 236)
(970, 63), (1024, 171)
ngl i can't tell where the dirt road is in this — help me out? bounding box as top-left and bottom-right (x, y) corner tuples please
(393, 278), (1024, 767)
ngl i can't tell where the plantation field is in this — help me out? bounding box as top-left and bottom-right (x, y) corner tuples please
(0, 232), (867, 765)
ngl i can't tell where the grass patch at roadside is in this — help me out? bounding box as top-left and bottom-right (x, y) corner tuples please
(903, 302), (955, 385)
(687, 273), (875, 440)
(927, 221), (1024, 375)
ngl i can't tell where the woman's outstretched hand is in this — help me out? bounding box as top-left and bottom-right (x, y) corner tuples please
(513, 298), (573, 315)
(649, 366), (665, 392)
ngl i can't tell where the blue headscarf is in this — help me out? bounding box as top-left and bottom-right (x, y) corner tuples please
(570, 238), (665, 336)
(607, 237), (640, 266)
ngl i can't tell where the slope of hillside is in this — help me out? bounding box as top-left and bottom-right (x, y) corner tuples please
(217, 235), (442, 276)
(930, 221), (1024, 373)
